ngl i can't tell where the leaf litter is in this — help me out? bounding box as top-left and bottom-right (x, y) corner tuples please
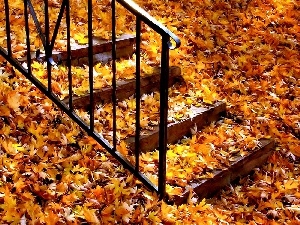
(0, 0), (300, 223)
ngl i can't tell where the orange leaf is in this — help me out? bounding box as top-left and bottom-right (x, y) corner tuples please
(44, 210), (60, 225)
(117, 141), (129, 156)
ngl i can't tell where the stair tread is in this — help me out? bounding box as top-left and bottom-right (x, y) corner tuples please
(60, 34), (135, 60)
(168, 138), (275, 205)
(63, 66), (182, 108)
(126, 101), (226, 152)
(19, 34), (135, 64)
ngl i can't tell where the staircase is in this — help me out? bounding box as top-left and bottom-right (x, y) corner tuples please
(58, 35), (274, 204)
(0, 0), (275, 204)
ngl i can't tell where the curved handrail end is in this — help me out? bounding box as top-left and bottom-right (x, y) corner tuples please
(117, 0), (181, 50)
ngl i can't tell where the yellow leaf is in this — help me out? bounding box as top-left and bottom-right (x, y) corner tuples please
(1, 188), (19, 222)
(117, 141), (128, 156)
(284, 180), (299, 190)
(74, 33), (88, 45)
(83, 206), (100, 223)
(1, 141), (25, 155)
(148, 211), (161, 223)
(31, 61), (43, 69)
(161, 201), (175, 222)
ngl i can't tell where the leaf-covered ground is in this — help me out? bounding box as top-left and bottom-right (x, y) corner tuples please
(1, 0), (300, 224)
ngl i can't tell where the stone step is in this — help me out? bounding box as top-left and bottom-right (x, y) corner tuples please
(168, 138), (275, 205)
(20, 34), (136, 66)
(63, 66), (182, 108)
(126, 101), (227, 152)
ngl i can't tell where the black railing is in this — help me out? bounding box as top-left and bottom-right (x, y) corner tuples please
(0, 0), (180, 199)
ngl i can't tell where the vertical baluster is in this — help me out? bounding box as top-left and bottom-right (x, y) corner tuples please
(112, 0), (117, 150)
(24, 0), (32, 75)
(27, 0), (46, 49)
(66, 0), (72, 111)
(158, 35), (170, 199)
(4, 0), (12, 57)
(44, 0), (52, 92)
(50, 0), (67, 53)
(135, 18), (141, 170)
(49, 1), (66, 53)
(88, 0), (94, 131)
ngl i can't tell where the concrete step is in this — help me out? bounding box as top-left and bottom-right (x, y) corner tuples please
(125, 101), (227, 152)
(168, 138), (275, 205)
(63, 66), (182, 108)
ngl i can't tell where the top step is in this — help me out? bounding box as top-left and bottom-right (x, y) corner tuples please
(19, 34), (136, 66)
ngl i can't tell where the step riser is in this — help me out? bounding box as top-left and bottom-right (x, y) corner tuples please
(126, 101), (227, 152)
(74, 45), (134, 66)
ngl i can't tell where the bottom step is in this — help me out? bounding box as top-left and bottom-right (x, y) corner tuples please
(168, 138), (275, 205)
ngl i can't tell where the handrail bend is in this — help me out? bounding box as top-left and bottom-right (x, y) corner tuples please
(116, 0), (181, 49)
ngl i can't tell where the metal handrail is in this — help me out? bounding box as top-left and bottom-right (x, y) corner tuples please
(1, 0), (181, 200)
(117, 0), (181, 49)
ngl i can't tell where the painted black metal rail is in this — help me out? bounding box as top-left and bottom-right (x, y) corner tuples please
(0, 0), (180, 199)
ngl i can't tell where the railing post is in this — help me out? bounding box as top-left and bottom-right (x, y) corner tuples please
(66, 0), (73, 111)
(44, 0), (52, 92)
(158, 35), (170, 199)
(112, 0), (117, 151)
(135, 18), (141, 171)
(4, 0), (12, 57)
(24, 0), (32, 75)
(88, 0), (95, 131)
(27, 0), (46, 49)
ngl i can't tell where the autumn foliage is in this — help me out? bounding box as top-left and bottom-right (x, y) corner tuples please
(0, 0), (300, 224)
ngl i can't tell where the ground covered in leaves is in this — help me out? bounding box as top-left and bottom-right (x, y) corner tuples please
(1, 0), (300, 224)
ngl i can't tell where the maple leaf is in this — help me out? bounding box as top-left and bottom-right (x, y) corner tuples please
(0, 105), (10, 116)
(14, 178), (27, 192)
(101, 205), (114, 217)
(148, 211), (162, 223)
(63, 207), (76, 222)
(6, 91), (21, 110)
(106, 178), (131, 197)
(161, 201), (176, 223)
(115, 202), (134, 223)
(283, 180), (299, 190)
(74, 33), (89, 45)
(83, 206), (100, 224)
(62, 193), (79, 205)
(117, 141), (129, 155)
(44, 210), (60, 225)
(1, 141), (27, 155)
(92, 185), (106, 203)
(0, 187), (20, 222)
